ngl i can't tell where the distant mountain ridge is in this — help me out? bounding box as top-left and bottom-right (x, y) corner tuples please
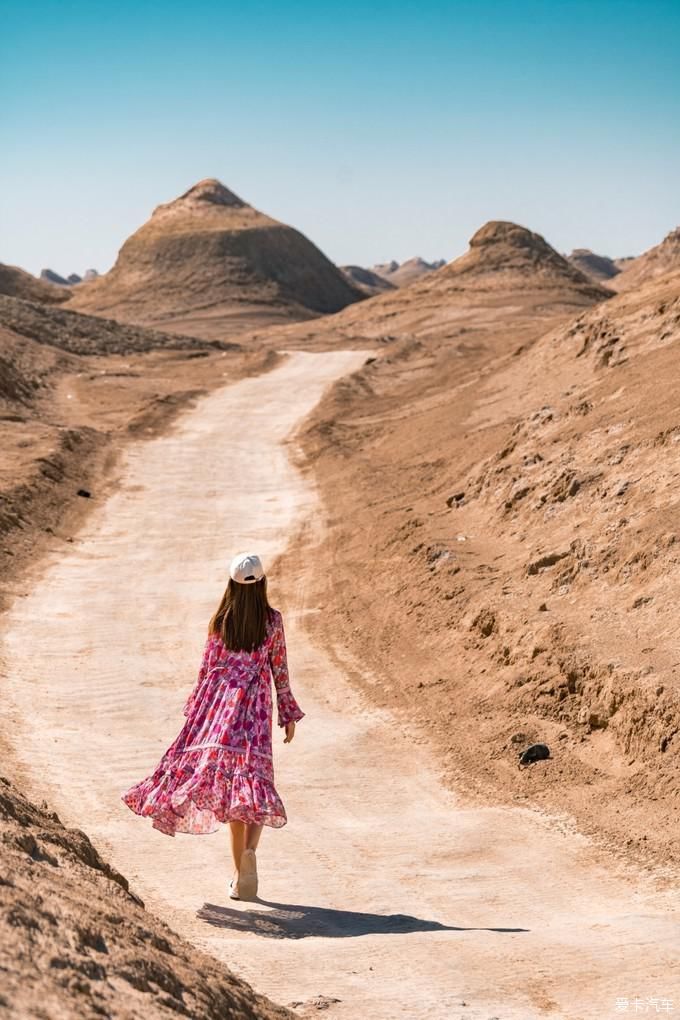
(370, 256), (446, 287)
(40, 269), (99, 286)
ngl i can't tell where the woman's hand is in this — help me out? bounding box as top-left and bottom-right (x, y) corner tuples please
(283, 721), (296, 744)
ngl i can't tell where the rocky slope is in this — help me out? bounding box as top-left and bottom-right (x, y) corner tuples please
(0, 263), (69, 304)
(610, 226), (680, 291)
(67, 178), (365, 338)
(0, 774), (294, 1019)
(614, 256), (636, 271)
(276, 224), (680, 874)
(0, 294), (239, 357)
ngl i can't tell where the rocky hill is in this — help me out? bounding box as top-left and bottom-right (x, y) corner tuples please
(610, 226), (680, 291)
(443, 221), (607, 286)
(341, 263), (396, 295)
(0, 263), (70, 304)
(0, 294), (239, 358)
(567, 248), (621, 282)
(67, 178), (365, 338)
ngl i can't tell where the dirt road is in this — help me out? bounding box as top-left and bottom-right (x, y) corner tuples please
(2, 350), (678, 1019)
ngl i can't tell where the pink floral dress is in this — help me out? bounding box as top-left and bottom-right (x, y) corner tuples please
(121, 606), (304, 835)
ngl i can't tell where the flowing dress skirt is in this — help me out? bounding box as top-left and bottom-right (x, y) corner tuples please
(121, 650), (287, 835)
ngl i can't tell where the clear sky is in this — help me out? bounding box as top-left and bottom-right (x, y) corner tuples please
(2, 0), (679, 277)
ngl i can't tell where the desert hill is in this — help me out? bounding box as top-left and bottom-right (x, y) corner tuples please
(567, 248), (621, 282)
(442, 221), (608, 286)
(67, 178), (365, 338)
(0, 294), (239, 358)
(274, 220), (612, 352)
(0, 262), (70, 304)
(610, 226), (680, 291)
(341, 263), (397, 295)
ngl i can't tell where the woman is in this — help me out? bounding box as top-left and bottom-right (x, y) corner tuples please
(121, 551), (305, 901)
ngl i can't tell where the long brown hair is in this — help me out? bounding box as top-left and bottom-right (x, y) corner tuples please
(208, 576), (272, 652)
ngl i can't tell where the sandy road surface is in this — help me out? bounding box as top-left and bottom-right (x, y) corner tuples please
(2, 350), (679, 1020)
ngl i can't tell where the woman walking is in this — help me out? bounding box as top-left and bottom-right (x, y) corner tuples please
(121, 551), (305, 901)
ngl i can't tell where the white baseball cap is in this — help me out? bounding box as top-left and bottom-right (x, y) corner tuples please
(229, 551), (265, 584)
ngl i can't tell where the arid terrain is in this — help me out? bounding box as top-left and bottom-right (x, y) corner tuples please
(609, 227), (680, 292)
(0, 263), (70, 305)
(0, 292), (303, 1017)
(66, 179), (365, 338)
(0, 773), (295, 1019)
(1, 193), (679, 1018)
(283, 224), (680, 876)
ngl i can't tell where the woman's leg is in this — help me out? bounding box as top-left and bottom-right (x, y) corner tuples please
(245, 822), (264, 851)
(229, 820), (247, 878)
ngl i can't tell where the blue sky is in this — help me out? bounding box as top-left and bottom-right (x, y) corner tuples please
(2, 0), (679, 277)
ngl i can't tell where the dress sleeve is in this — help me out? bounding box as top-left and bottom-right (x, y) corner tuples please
(268, 611), (305, 728)
(182, 633), (214, 717)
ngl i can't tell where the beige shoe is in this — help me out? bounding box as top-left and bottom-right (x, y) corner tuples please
(238, 848), (258, 900)
(228, 876), (240, 900)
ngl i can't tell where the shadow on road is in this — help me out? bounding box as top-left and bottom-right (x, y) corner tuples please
(197, 900), (529, 939)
